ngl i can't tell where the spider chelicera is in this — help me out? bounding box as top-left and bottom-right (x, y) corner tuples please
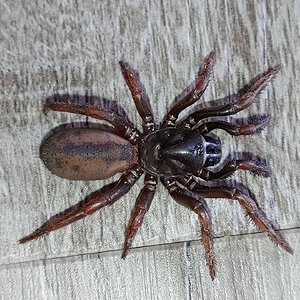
(20, 52), (292, 279)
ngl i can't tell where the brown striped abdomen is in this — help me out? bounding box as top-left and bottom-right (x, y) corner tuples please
(40, 127), (138, 180)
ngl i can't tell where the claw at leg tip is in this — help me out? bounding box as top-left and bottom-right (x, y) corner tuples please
(210, 269), (216, 281)
(42, 106), (50, 115)
(19, 235), (32, 244)
(284, 244), (294, 255)
(121, 247), (128, 259)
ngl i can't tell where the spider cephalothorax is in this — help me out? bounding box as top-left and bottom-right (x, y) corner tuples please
(20, 52), (292, 280)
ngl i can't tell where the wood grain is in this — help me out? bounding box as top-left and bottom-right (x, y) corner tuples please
(1, 230), (299, 299)
(0, 0), (299, 299)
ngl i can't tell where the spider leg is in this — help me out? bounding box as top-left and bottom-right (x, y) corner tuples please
(182, 66), (280, 128)
(122, 174), (158, 258)
(162, 177), (216, 280)
(197, 114), (270, 136)
(19, 166), (143, 243)
(119, 61), (155, 134)
(194, 154), (271, 180)
(162, 51), (216, 127)
(43, 94), (141, 144)
(189, 181), (293, 254)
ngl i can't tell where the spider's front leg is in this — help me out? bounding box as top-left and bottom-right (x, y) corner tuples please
(197, 114), (270, 136)
(122, 173), (158, 258)
(162, 177), (216, 280)
(19, 166), (143, 243)
(182, 65), (280, 128)
(193, 154), (271, 181)
(193, 114), (271, 179)
(190, 181), (293, 254)
(163, 51), (216, 127)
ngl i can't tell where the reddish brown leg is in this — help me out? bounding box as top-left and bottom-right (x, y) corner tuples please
(119, 61), (155, 134)
(19, 166), (143, 243)
(190, 183), (293, 254)
(195, 155), (271, 180)
(162, 177), (216, 280)
(122, 174), (158, 258)
(44, 94), (141, 144)
(163, 51), (216, 127)
(182, 66), (280, 128)
(197, 115), (270, 136)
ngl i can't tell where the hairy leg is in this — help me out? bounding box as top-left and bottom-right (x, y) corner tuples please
(163, 51), (216, 127)
(44, 94), (141, 144)
(19, 166), (143, 243)
(119, 61), (155, 134)
(162, 177), (216, 280)
(197, 115), (270, 136)
(189, 182), (293, 254)
(122, 174), (158, 258)
(193, 154), (271, 181)
(182, 66), (280, 128)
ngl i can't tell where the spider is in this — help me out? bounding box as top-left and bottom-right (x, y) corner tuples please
(20, 52), (292, 280)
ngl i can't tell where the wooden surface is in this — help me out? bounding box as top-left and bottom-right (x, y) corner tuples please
(0, 0), (299, 299)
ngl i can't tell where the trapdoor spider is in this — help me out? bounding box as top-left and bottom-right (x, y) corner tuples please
(20, 52), (292, 279)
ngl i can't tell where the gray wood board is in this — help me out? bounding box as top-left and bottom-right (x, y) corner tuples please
(1, 230), (299, 300)
(0, 0), (299, 299)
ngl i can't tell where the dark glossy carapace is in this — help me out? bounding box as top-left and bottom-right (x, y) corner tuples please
(139, 127), (221, 177)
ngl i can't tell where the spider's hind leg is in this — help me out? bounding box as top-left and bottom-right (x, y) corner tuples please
(43, 94), (141, 144)
(19, 166), (143, 243)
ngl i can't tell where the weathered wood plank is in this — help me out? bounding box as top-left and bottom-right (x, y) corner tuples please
(0, 230), (299, 300)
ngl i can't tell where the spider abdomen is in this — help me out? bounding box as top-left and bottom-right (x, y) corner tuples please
(40, 127), (138, 180)
(139, 127), (221, 177)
